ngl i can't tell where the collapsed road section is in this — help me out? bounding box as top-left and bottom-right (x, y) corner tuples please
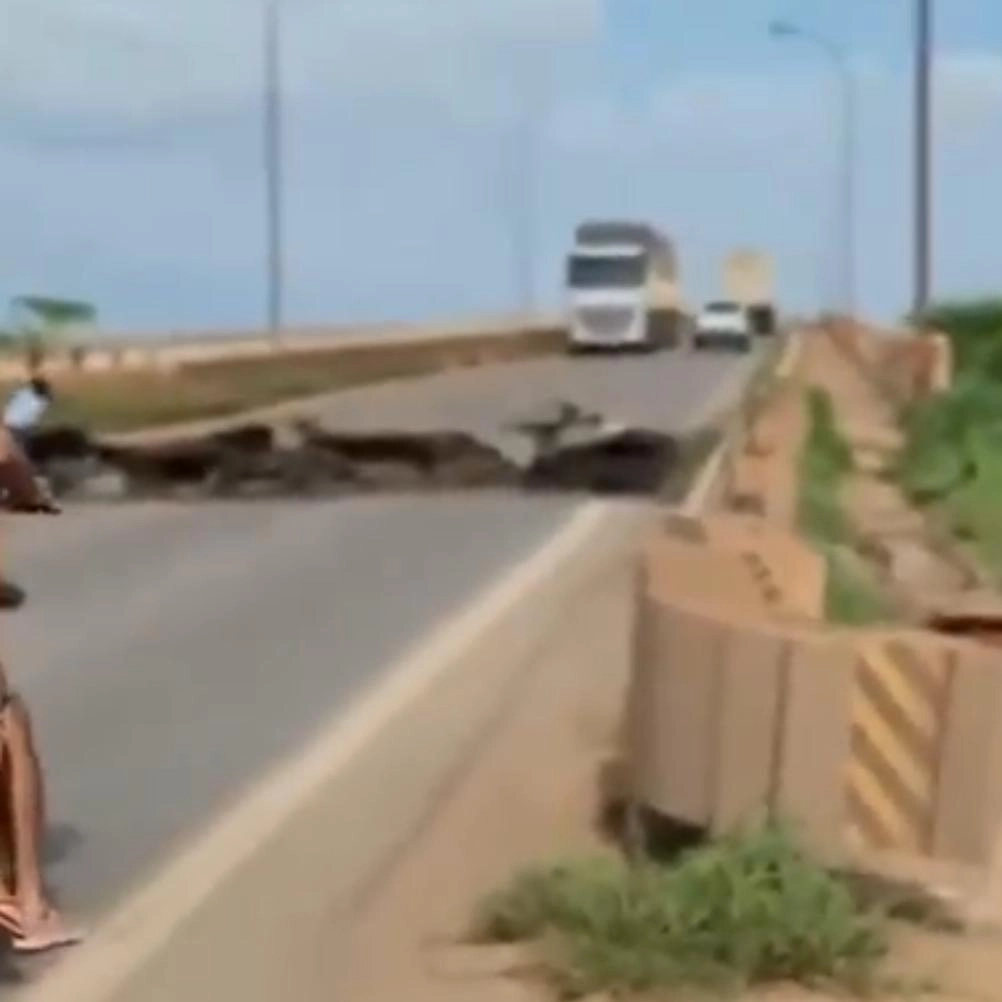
(18, 347), (761, 503)
(20, 403), (709, 503)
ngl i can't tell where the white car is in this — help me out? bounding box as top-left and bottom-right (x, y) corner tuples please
(692, 301), (753, 352)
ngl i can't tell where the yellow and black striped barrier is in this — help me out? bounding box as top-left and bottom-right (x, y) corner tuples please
(847, 638), (953, 852)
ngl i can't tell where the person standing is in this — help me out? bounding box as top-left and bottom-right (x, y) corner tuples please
(3, 378), (53, 454)
(0, 378), (54, 612)
(0, 425), (81, 953)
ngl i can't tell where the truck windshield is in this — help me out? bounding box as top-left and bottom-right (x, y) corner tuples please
(568, 255), (645, 289)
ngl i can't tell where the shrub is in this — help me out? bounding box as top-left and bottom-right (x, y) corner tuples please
(914, 297), (1002, 377)
(472, 823), (888, 998)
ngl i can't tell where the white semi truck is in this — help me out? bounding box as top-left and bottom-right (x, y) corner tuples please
(565, 221), (682, 352)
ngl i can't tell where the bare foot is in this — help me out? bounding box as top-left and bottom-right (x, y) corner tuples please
(11, 909), (83, 954)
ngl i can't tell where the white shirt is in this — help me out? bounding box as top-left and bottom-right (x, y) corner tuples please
(3, 386), (49, 431)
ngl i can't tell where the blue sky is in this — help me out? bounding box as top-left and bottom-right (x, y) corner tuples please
(0, 0), (1001, 334)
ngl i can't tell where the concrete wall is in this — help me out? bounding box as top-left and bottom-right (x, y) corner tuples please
(826, 320), (953, 403)
(0, 313), (563, 382)
(630, 526), (1002, 873)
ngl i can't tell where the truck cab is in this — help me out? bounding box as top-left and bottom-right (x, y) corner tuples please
(566, 244), (650, 352)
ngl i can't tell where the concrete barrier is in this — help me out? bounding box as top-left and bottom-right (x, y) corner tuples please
(847, 636), (953, 854)
(687, 329), (800, 518)
(630, 523), (1002, 879)
(0, 313), (564, 382)
(825, 320), (953, 404)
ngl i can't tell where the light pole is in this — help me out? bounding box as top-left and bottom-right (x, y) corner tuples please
(263, 0), (284, 342)
(770, 20), (856, 321)
(913, 0), (933, 321)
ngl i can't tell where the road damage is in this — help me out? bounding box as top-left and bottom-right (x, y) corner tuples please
(20, 401), (709, 503)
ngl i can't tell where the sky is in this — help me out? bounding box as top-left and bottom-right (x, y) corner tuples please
(0, 0), (1000, 334)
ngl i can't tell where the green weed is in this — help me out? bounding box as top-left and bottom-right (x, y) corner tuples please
(797, 387), (855, 547)
(824, 546), (897, 626)
(472, 823), (888, 999)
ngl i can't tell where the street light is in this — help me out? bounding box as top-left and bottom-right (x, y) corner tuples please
(263, 0), (284, 342)
(913, 0), (933, 321)
(769, 20), (856, 321)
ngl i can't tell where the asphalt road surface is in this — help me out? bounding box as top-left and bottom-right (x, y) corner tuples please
(0, 346), (755, 974)
(264, 344), (759, 464)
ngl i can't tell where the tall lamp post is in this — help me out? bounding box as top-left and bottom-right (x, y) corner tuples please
(913, 0), (933, 321)
(263, 0), (285, 342)
(770, 20), (856, 321)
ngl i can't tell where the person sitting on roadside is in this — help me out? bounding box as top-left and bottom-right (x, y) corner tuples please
(3, 378), (53, 454)
(0, 378), (55, 613)
(0, 426), (82, 954)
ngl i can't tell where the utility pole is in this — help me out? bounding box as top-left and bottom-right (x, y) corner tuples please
(263, 0), (284, 342)
(913, 0), (933, 321)
(841, 62), (857, 322)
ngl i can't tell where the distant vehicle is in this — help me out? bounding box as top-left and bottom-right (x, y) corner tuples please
(566, 221), (682, 353)
(724, 250), (777, 336)
(692, 300), (753, 352)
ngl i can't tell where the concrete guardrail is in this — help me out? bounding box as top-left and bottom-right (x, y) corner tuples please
(0, 313), (564, 382)
(630, 539), (1002, 873)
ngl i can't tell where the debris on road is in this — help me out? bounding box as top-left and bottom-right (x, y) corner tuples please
(21, 406), (705, 503)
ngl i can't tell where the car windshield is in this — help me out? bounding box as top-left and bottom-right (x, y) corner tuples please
(704, 302), (740, 313)
(568, 254), (645, 289)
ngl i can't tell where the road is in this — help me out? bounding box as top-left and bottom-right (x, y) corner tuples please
(287, 345), (758, 463)
(1, 347), (755, 959)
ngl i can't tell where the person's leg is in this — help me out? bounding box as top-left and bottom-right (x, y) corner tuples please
(0, 692), (81, 952)
(0, 743), (18, 938)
